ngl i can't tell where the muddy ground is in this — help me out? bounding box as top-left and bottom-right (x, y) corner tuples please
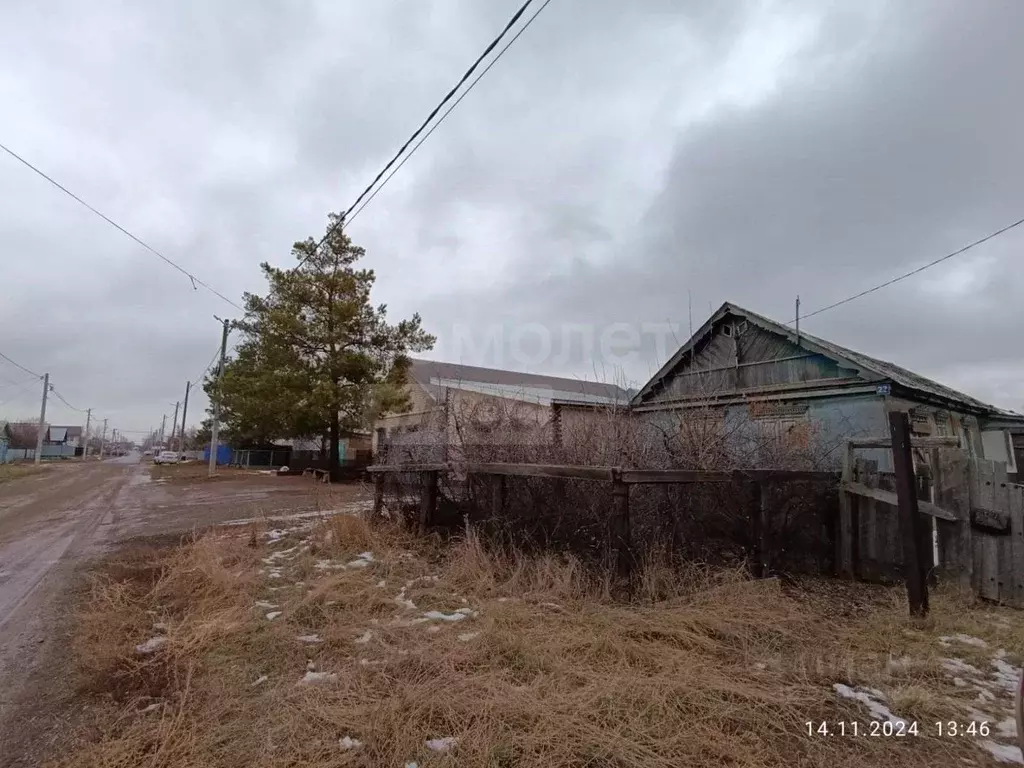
(0, 456), (369, 767)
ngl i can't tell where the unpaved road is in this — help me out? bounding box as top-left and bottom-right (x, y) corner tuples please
(0, 456), (367, 766)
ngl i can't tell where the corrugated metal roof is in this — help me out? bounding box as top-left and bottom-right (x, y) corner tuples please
(409, 359), (630, 405)
(636, 302), (1024, 419)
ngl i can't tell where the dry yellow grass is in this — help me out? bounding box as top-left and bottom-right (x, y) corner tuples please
(0, 462), (49, 483)
(52, 515), (1023, 768)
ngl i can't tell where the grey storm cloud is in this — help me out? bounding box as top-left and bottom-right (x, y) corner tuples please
(1, 0), (1022, 436)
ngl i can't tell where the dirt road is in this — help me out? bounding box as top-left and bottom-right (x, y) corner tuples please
(0, 456), (368, 766)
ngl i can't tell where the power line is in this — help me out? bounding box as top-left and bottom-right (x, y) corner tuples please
(0, 141), (244, 312)
(348, 0), (555, 227)
(796, 215), (1024, 323)
(192, 344), (223, 386)
(49, 386), (86, 413)
(0, 350), (42, 379)
(295, 0), (552, 269)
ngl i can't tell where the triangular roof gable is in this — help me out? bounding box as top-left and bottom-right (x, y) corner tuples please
(632, 302), (881, 405)
(632, 302), (1003, 415)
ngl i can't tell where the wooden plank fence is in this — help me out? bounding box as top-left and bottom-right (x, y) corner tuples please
(839, 413), (1024, 611)
(368, 462), (836, 579)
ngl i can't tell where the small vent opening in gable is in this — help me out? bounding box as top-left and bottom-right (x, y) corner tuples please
(722, 324), (733, 337)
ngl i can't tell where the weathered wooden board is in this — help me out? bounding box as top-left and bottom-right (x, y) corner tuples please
(933, 448), (971, 590)
(1009, 485), (1024, 608)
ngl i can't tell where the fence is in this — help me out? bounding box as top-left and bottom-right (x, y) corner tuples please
(2, 445), (78, 463)
(368, 462), (838, 579)
(839, 414), (1024, 611)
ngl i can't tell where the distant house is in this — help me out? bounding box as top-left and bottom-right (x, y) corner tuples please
(375, 358), (632, 459)
(631, 302), (1024, 474)
(46, 425), (82, 448)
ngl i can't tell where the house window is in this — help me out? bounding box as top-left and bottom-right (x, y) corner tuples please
(722, 324), (733, 337)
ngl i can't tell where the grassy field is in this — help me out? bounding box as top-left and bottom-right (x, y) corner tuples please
(0, 463), (48, 484)
(52, 514), (1022, 767)
(146, 461), (263, 483)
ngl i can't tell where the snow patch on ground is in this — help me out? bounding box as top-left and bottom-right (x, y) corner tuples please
(833, 683), (906, 726)
(425, 737), (457, 752)
(339, 736), (363, 750)
(299, 671), (337, 684)
(140, 702), (163, 713)
(458, 632), (480, 641)
(375, 579), (386, 588)
(887, 655), (912, 673)
(251, 675), (269, 687)
(405, 576), (439, 588)
(423, 608), (476, 622)
(942, 658), (984, 677)
(354, 630), (373, 644)
(939, 634), (989, 648)
(265, 611), (282, 621)
(254, 600), (278, 610)
(135, 636), (167, 655)
(296, 634), (322, 644)
(990, 658), (1021, 693)
(978, 740), (1023, 764)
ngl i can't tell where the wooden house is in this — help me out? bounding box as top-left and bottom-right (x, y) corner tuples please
(631, 302), (1024, 475)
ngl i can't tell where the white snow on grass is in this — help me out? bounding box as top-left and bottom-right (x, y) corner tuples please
(404, 763), (419, 768)
(135, 636), (167, 655)
(942, 658), (984, 677)
(152, 622), (169, 633)
(425, 737), (457, 752)
(296, 634), (322, 644)
(422, 607), (476, 622)
(833, 683), (906, 726)
(339, 736), (363, 750)
(314, 560), (347, 571)
(265, 611), (283, 621)
(887, 655), (912, 673)
(457, 632), (480, 642)
(354, 630), (373, 644)
(346, 558), (371, 568)
(996, 717), (1018, 739)
(251, 675), (269, 687)
(140, 702), (163, 714)
(978, 740), (1023, 764)
(405, 575), (439, 588)
(254, 601), (278, 610)
(299, 671), (337, 684)
(393, 588), (417, 610)
(940, 634), (989, 648)
(375, 579), (386, 588)
(991, 658), (1022, 693)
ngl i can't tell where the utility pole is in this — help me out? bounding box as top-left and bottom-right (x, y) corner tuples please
(179, 381), (191, 453)
(99, 418), (108, 460)
(159, 413), (167, 448)
(795, 295), (801, 346)
(34, 373), (49, 466)
(81, 408), (91, 460)
(209, 317), (231, 478)
(170, 401), (180, 452)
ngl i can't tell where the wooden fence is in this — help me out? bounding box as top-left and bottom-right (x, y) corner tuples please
(368, 462), (837, 579)
(840, 414), (1024, 611)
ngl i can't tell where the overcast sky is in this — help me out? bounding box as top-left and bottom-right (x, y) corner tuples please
(1, 0), (1022, 437)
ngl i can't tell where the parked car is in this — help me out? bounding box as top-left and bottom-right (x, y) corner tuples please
(153, 450), (180, 465)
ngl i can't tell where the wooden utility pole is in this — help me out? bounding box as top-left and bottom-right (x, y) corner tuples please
(81, 408), (91, 459)
(209, 317), (231, 478)
(178, 381), (191, 453)
(159, 413), (167, 448)
(99, 418), (108, 460)
(170, 401), (180, 451)
(34, 373), (49, 465)
(890, 410), (929, 616)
